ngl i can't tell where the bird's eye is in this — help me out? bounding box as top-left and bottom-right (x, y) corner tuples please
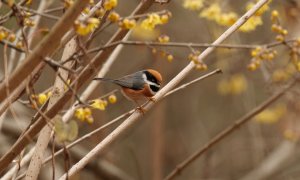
(145, 71), (159, 84)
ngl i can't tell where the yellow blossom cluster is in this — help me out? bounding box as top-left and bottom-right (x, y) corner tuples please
(270, 11), (300, 72)
(247, 47), (277, 71)
(140, 12), (171, 30)
(187, 51), (207, 70)
(270, 10), (288, 42)
(74, 94), (117, 124)
(157, 34), (170, 43)
(254, 104), (286, 124)
(31, 91), (52, 105)
(199, 3), (238, 27)
(118, 18), (136, 29)
(23, 17), (35, 27)
(183, 1), (271, 32)
(151, 47), (174, 63)
(150, 35), (174, 62)
(0, 27), (16, 42)
(74, 17), (100, 36)
(75, 108), (94, 124)
(104, 0), (118, 10)
(217, 74), (247, 95)
(108, 11), (120, 22)
(130, 12), (170, 40)
(183, 0), (203, 11)
(239, 1), (271, 32)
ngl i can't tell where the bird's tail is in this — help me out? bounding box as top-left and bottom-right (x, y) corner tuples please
(93, 77), (115, 83)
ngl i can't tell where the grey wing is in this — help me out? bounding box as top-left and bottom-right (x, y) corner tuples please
(114, 71), (145, 90)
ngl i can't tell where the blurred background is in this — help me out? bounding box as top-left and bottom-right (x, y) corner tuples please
(1, 0), (300, 179)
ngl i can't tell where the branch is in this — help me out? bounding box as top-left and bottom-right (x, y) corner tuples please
(0, 0), (155, 174)
(164, 79), (297, 180)
(25, 38), (77, 180)
(87, 39), (298, 54)
(0, 0), (90, 102)
(57, 0), (271, 179)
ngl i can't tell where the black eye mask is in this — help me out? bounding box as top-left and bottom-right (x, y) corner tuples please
(144, 71), (159, 85)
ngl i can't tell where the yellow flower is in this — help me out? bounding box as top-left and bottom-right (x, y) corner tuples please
(119, 18), (136, 29)
(132, 23), (160, 40)
(74, 22), (89, 36)
(90, 99), (106, 110)
(255, 104), (286, 124)
(183, 0), (204, 11)
(141, 13), (162, 30)
(158, 35), (170, 43)
(199, 3), (221, 21)
(24, 18), (35, 27)
(217, 12), (237, 26)
(108, 11), (120, 22)
(95, 8), (105, 18)
(167, 54), (174, 62)
(86, 116), (94, 124)
(74, 18), (99, 36)
(7, 33), (16, 42)
(75, 108), (85, 121)
(37, 93), (48, 105)
(87, 17), (100, 30)
(104, 0), (118, 10)
(74, 108), (93, 122)
(0, 30), (8, 41)
(160, 14), (169, 24)
(246, 2), (270, 16)
(195, 63), (207, 71)
(108, 95), (117, 104)
(239, 16), (262, 32)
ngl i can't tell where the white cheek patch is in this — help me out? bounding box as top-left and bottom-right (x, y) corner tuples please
(142, 73), (160, 95)
(142, 73), (147, 81)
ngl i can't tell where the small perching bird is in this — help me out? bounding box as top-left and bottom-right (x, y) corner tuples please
(94, 69), (162, 112)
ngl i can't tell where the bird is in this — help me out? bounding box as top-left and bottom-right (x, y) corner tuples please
(94, 69), (162, 112)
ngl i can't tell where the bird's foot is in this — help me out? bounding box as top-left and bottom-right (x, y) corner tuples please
(148, 97), (156, 103)
(136, 106), (146, 115)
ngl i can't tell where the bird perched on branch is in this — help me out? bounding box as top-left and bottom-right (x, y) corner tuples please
(94, 69), (162, 113)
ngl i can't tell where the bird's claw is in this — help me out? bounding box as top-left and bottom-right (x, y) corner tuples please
(148, 97), (156, 103)
(136, 106), (146, 115)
